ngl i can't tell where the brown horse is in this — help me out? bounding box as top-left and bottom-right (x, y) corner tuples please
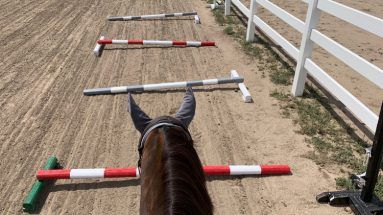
(128, 88), (213, 215)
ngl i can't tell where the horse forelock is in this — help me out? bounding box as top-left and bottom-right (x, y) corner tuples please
(140, 126), (213, 215)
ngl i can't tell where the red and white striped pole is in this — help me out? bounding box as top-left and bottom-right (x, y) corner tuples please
(97, 39), (215, 46)
(94, 37), (216, 56)
(36, 165), (291, 180)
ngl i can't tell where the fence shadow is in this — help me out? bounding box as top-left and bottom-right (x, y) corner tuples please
(307, 78), (375, 141)
(231, 6), (297, 72)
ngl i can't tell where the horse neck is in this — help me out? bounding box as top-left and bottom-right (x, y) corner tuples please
(139, 127), (213, 215)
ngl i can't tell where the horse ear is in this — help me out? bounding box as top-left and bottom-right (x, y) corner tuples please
(128, 93), (152, 133)
(175, 88), (196, 128)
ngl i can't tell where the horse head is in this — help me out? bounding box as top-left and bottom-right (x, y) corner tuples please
(127, 88), (213, 215)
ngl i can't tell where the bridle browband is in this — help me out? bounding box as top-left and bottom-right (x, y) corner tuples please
(137, 116), (192, 171)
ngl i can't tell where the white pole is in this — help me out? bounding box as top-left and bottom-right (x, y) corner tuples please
(212, 0), (217, 9)
(83, 76), (244, 96)
(291, 0), (321, 96)
(36, 165), (291, 180)
(231, 70), (252, 103)
(246, 0), (258, 42)
(93, 36), (104, 57)
(108, 12), (198, 21)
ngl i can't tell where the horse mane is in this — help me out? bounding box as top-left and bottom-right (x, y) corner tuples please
(158, 126), (213, 214)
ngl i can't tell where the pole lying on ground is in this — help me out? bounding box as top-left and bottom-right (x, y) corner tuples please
(24, 156), (290, 213)
(37, 165), (291, 180)
(97, 39), (215, 46)
(107, 11), (201, 24)
(83, 71), (252, 102)
(83, 76), (243, 95)
(93, 37), (215, 56)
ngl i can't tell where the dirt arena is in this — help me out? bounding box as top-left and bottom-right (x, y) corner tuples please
(1, 0), (380, 214)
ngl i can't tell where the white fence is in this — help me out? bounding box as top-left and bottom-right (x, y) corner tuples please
(224, 0), (383, 133)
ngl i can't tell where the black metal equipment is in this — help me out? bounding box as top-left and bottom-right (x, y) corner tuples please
(316, 102), (383, 215)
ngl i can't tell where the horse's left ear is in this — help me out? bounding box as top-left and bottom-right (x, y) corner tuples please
(128, 93), (152, 133)
(175, 88), (196, 128)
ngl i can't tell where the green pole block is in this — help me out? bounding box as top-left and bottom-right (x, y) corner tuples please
(23, 156), (58, 213)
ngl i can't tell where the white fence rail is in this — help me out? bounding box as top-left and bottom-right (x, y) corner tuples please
(231, 0), (250, 17)
(257, 0), (305, 33)
(224, 0), (383, 132)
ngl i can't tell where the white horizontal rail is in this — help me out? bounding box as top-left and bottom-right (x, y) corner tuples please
(310, 30), (383, 89)
(231, 0), (250, 17)
(257, 0), (305, 33)
(318, 0), (383, 37)
(305, 59), (378, 131)
(253, 15), (300, 60)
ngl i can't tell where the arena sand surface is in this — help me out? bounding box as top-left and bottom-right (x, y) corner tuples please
(1, 0), (380, 214)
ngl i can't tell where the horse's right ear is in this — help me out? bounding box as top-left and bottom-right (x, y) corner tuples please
(128, 93), (152, 133)
(175, 88), (196, 128)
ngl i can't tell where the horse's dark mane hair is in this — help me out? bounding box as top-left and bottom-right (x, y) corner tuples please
(160, 126), (213, 215)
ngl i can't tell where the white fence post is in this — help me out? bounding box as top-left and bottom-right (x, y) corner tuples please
(291, 0), (321, 96)
(246, 0), (258, 42)
(225, 0), (231, 16)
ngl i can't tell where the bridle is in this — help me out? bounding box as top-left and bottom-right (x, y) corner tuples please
(137, 117), (192, 171)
